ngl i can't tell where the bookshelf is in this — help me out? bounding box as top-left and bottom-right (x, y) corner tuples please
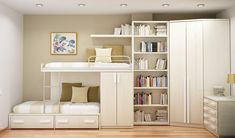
(132, 21), (169, 125)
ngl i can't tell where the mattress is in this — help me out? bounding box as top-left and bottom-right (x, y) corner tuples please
(13, 101), (100, 114)
(13, 101), (59, 114)
(60, 102), (100, 114)
(41, 62), (131, 72)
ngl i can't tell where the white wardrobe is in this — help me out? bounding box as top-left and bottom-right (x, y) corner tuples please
(170, 19), (230, 126)
(100, 72), (133, 128)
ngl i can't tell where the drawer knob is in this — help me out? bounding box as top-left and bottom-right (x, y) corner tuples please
(40, 119), (51, 124)
(57, 120), (69, 124)
(84, 120), (95, 124)
(13, 120), (24, 124)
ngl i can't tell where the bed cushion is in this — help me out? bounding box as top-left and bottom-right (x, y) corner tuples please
(88, 86), (100, 102)
(95, 48), (112, 63)
(61, 83), (82, 102)
(103, 44), (124, 62)
(71, 87), (88, 103)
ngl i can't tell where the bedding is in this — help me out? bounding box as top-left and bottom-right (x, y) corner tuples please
(60, 102), (100, 114)
(13, 101), (59, 114)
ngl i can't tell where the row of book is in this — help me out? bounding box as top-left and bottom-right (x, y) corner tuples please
(155, 59), (167, 70)
(156, 110), (168, 122)
(135, 58), (148, 70)
(134, 92), (152, 105)
(160, 93), (168, 105)
(139, 41), (167, 52)
(154, 24), (167, 36)
(136, 75), (168, 87)
(114, 24), (132, 35)
(134, 110), (152, 122)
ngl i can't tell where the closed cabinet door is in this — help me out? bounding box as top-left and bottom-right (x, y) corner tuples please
(116, 72), (133, 126)
(170, 22), (187, 124)
(100, 72), (117, 126)
(186, 21), (204, 125)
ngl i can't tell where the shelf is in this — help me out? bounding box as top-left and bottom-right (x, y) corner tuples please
(90, 34), (131, 38)
(134, 104), (168, 107)
(134, 35), (167, 38)
(134, 121), (169, 125)
(134, 70), (168, 72)
(134, 52), (168, 55)
(134, 87), (168, 90)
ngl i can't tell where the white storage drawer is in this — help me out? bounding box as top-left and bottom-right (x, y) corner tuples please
(10, 115), (54, 128)
(55, 115), (98, 128)
(204, 98), (217, 109)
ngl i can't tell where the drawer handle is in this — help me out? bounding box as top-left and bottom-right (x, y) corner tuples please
(84, 120), (95, 124)
(57, 119), (68, 124)
(13, 120), (24, 124)
(40, 119), (51, 124)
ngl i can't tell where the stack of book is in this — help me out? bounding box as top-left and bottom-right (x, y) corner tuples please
(136, 75), (168, 87)
(160, 92), (168, 105)
(139, 41), (167, 52)
(135, 58), (148, 70)
(134, 92), (152, 105)
(114, 24), (132, 35)
(134, 24), (153, 35)
(134, 110), (152, 122)
(155, 59), (167, 70)
(155, 110), (168, 122)
(154, 24), (167, 36)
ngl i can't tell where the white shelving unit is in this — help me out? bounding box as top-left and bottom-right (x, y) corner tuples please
(90, 34), (131, 38)
(132, 21), (169, 125)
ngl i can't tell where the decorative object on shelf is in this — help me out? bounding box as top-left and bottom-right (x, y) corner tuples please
(135, 58), (148, 70)
(134, 24), (153, 36)
(114, 24), (132, 35)
(160, 92), (168, 105)
(154, 24), (167, 36)
(213, 86), (225, 96)
(136, 75), (168, 87)
(227, 74), (235, 84)
(156, 110), (168, 122)
(139, 41), (167, 52)
(50, 32), (77, 55)
(134, 110), (152, 122)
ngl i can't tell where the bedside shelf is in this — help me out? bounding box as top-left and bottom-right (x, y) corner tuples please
(134, 52), (168, 55)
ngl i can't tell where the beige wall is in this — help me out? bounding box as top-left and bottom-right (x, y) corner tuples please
(23, 15), (131, 101)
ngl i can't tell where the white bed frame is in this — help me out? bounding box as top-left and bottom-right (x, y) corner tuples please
(9, 56), (131, 129)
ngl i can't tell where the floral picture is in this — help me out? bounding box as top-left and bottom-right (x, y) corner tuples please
(51, 32), (77, 55)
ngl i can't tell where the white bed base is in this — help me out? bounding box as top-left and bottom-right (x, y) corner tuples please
(9, 113), (100, 129)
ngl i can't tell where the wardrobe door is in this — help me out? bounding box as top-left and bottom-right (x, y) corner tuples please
(203, 20), (230, 96)
(170, 22), (187, 124)
(100, 72), (117, 127)
(186, 21), (204, 125)
(116, 72), (133, 126)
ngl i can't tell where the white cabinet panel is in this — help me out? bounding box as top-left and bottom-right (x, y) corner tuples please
(203, 20), (230, 96)
(170, 22), (187, 123)
(100, 72), (117, 126)
(117, 72), (133, 126)
(186, 21), (203, 124)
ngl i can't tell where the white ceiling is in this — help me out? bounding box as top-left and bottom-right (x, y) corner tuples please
(0, 0), (235, 15)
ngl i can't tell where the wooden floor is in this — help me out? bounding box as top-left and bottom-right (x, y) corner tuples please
(0, 126), (215, 138)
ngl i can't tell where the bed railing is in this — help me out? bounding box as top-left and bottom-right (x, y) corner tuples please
(88, 55), (131, 64)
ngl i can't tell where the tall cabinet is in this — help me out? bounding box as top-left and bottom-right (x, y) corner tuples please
(170, 19), (230, 127)
(100, 72), (133, 128)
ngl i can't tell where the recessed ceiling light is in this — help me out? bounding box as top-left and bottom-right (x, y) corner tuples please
(120, 4), (128, 7)
(35, 3), (44, 7)
(78, 3), (86, 7)
(197, 4), (205, 8)
(162, 4), (170, 7)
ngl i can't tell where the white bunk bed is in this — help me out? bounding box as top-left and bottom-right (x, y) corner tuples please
(9, 56), (132, 129)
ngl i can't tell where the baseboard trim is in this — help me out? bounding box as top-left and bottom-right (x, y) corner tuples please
(170, 122), (204, 128)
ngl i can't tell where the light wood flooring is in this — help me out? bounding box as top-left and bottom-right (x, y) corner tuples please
(0, 126), (215, 138)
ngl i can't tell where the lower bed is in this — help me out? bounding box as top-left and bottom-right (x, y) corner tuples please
(10, 101), (100, 129)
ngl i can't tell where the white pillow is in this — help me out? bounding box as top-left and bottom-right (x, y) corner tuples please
(95, 48), (112, 63)
(71, 87), (88, 103)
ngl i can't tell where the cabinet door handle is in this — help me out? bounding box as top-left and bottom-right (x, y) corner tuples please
(84, 120), (95, 124)
(117, 73), (120, 83)
(57, 119), (68, 124)
(187, 77), (190, 124)
(114, 73), (116, 83)
(40, 119), (51, 124)
(13, 120), (24, 124)
(184, 77), (187, 123)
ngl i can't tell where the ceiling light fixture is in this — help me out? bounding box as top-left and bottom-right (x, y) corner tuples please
(78, 3), (86, 7)
(120, 4), (128, 7)
(162, 4), (170, 7)
(197, 4), (205, 8)
(35, 3), (44, 7)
